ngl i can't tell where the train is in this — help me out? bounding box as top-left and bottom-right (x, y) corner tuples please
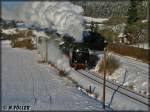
(70, 46), (89, 70)
(59, 30), (108, 70)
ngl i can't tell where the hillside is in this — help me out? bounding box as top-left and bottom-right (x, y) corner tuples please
(73, 0), (148, 18)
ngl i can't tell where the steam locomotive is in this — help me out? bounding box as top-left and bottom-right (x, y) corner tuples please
(70, 46), (89, 70)
(59, 30), (108, 70)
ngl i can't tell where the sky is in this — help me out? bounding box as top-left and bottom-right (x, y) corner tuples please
(2, 1), (24, 10)
(1, 1), (27, 20)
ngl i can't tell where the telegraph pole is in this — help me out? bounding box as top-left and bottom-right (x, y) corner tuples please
(36, 36), (38, 49)
(103, 48), (107, 109)
(45, 38), (48, 63)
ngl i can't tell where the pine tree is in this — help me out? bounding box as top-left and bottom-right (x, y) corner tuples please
(127, 0), (138, 25)
(90, 21), (95, 32)
(90, 21), (99, 33)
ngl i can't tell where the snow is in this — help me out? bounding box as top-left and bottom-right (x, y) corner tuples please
(142, 19), (148, 23)
(1, 40), (105, 111)
(67, 69), (148, 111)
(94, 52), (149, 97)
(33, 30), (49, 38)
(2, 28), (17, 35)
(118, 33), (125, 38)
(130, 43), (149, 49)
(84, 16), (109, 23)
(35, 34), (148, 110)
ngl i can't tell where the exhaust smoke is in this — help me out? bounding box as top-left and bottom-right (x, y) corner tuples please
(2, 1), (85, 42)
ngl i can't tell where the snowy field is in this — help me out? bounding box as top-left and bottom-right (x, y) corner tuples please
(1, 40), (107, 111)
(34, 36), (149, 110)
(1, 0), (149, 110)
(1, 33), (148, 111)
(94, 52), (149, 97)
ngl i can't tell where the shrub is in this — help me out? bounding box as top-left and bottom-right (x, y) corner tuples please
(104, 16), (127, 25)
(11, 38), (34, 50)
(59, 70), (68, 77)
(128, 83), (134, 90)
(100, 28), (118, 43)
(98, 55), (120, 75)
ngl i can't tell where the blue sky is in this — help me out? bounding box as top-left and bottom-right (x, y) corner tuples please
(2, 1), (24, 10)
(1, 1), (26, 20)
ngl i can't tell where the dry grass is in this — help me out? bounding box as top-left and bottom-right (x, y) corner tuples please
(48, 61), (68, 77)
(128, 84), (134, 90)
(10, 29), (35, 50)
(59, 70), (68, 77)
(99, 55), (120, 75)
(11, 38), (34, 50)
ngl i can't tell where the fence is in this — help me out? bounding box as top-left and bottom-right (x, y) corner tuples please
(107, 43), (149, 63)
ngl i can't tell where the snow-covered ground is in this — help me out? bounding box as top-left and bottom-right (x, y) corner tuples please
(94, 52), (149, 97)
(32, 30), (49, 38)
(1, 40), (107, 111)
(35, 35), (149, 110)
(84, 16), (109, 23)
(2, 28), (17, 35)
(130, 43), (149, 50)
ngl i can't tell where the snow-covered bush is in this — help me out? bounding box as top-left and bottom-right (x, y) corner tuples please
(98, 55), (120, 75)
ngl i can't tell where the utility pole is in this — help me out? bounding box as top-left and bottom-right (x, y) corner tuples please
(45, 38), (48, 63)
(36, 36), (38, 49)
(103, 48), (107, 109)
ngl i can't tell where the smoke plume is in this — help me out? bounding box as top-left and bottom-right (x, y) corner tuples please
(2, 1), (85, 42)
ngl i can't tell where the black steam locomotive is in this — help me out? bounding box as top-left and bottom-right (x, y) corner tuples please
(59, 30), (108, 70)
(70, 47), (89, 70)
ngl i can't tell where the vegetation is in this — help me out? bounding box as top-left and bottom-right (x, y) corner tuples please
(100, 28), (118, 43)
(104, 16), (127, 26)
(11, 38), (34, 50)
(59, 70), (68, 77)
(129, 84), (134, 90)
(75, 0), (148, 45)
(124, 21), (148, 44)
(90, 21), (99, 32)
(0, 31), (10, 40)
(0, 19), (17, 29)
(98, 55), (120, 75)
(73, 1), (130, 17)
(124, 0), (148, 44)
(127, 0), (138, 25)
(9, 29), (35, 49)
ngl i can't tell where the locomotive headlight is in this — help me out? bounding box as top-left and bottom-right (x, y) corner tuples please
(76, 49), (79, 52)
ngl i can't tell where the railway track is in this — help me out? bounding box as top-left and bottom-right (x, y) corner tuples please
(86, 70), (148, 99)
(75, 69), (149, 107)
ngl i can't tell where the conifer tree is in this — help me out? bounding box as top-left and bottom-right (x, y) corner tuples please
(127, 0), (138, 25)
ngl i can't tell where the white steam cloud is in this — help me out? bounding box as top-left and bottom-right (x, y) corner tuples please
(2, 1), (85, 42)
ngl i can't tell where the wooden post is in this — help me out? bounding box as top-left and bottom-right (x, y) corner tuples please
(45, 38), (48, 63)
(103, 48), (107, 109)
(36, 36), (38, 49)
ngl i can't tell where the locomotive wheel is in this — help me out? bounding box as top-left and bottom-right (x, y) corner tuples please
(82, 64), (86, 70)
(74, 66), (78, 70)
